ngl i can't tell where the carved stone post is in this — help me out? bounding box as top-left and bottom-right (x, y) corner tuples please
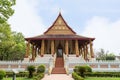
(75, 40), (79, 57)
(41, 40), (45, 57)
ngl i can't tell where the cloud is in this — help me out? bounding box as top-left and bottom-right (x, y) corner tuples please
(8, 0), (120, 56)
(8, 0), (46, 37)
(82, 16), (120, 55)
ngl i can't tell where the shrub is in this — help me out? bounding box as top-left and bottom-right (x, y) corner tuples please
(73, 66), (79, 74)
(27, 65), (36, 78)
(0, 70), (6, 80)
(6, 71), (29, 77)
(78, 66), (86, 78)
(18, 71), (29, 77)
(37, 73), (44, 79)
(33, 73), (44, 80)
(84, 65), (92, 72)
(72, 72), (84, 80)
(37, 65), (45, 73)
(74, 65), (92, 78)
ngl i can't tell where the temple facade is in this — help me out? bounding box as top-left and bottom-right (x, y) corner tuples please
(25, 13), (95, 61)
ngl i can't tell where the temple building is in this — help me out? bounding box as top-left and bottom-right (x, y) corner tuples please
(1, 13), (120, 74)
(25, 13), (95, 61)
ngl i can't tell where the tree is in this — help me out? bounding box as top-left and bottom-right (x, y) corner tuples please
(0, 23), (25, 60)
(0, 22), (14, 60)
(0, 0), (25, 61)
(10, 32), (26, 60)
(0, 22), (11, 40)
(96, 49), (115, 61)
(96, 49), (108, 60)
(106, 53), (115, 60)
(0, 0), (16, 23)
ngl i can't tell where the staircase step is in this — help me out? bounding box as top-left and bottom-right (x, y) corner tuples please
(52, 68), (66, 74)
(51, 57), (66, 74)
(55, 58), (64, 67)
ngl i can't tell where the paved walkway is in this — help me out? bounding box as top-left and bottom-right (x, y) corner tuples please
(42, 74), (74, 80)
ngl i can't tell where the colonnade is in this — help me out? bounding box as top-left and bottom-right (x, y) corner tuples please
(25, 39), (94, 60)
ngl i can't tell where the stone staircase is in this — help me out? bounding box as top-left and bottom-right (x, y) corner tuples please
(51, 57), (66, 74)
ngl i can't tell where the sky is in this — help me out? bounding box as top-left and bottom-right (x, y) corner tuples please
(9, 0), (120, 55)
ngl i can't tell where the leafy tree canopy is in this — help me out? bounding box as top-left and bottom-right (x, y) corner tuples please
(0, 22), (25, 60)
(96, 49), (115, 60)
(0, 0), (16, 23)
(0, 0), (25, 61)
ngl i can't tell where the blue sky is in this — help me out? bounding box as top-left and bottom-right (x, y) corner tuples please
(37, 0), (120, 33)
(9, 0), (120, 55)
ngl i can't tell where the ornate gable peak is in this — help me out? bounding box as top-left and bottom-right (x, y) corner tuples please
(44, 12), (76, 35)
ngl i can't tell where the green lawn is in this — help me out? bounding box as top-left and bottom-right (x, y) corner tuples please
(3, 77), (120, 80)
(3, 77), (33, 80)
(85, 77), (120, 80)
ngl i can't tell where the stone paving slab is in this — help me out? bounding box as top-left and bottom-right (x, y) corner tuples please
(42, 74), (74, 80)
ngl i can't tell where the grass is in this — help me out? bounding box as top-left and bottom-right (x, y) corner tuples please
(85, 77), (120, 80)
(3, 77), (33, 80)
(3, 77), (120, 80)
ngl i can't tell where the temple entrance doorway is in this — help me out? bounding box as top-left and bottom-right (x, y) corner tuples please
(52, 42), (66, 74)
(57, 42), (63, 57)
(57, 48), (63, 57)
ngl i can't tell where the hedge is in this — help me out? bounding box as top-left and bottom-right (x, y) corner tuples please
(33, 73), (44, 80)
(72, 72), (84, 80)
(37, 65), (45, 73)
(6, 71), (29, 77)
(0, 70), (6, 80)
(73, 65), (92, 78)
(85, 72), (120, 77)
(6, 71), (44, 80)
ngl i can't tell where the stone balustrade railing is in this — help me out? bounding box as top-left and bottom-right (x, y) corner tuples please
(48, 54), (56, 74)
(0, 61), (49, 72)
(0, 55), (120, 74)
(63, 54), (69, 74)
(68, 55), (120, 73)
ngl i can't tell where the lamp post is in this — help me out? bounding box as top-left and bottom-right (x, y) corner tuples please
(12, 69), (19, 80)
